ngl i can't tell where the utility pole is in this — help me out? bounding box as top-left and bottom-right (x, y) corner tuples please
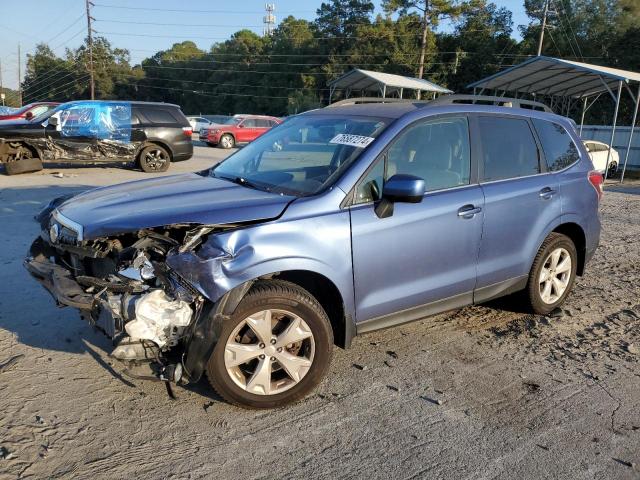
(0, 58), (4, 106)
(86, 0), (95, 99)
(537, 0), (549, 56)
(18, 43), (22, 106)
(416, 4), (429, 100)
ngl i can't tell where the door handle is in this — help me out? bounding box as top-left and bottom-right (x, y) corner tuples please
(539, 187), (556, 200)
(457, 204), (482, 219)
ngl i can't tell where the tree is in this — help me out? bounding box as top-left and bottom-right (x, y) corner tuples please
(383, 0), (470, 89)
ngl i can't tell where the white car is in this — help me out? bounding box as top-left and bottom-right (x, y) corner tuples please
(186, 116), (212, 134)
(584, 140), (619, 176)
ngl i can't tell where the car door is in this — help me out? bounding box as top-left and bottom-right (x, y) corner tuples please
(237, 118), (257, 143)
(45, 103), (100, 161)
(349, 115), (484, 326)
(473, 114), (561, 301)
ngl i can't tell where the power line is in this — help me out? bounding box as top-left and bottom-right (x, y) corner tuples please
(23, 74), (89, 103)
(43, 13), (86, 45)
(93, 3), (316, 15)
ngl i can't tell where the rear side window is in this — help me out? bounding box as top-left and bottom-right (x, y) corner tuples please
(479, 116), (540, 182)
(533, 119), (580, 171)
(141, 108), (178, 124)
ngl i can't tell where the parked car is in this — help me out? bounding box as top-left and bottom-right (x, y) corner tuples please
(584, 140), (619, 177)
(0, 100), (193, 175)
(186, 116), (211, 133)
(0, 101), (59, 121)
(25, 98), (601, 408)
(202, 114), (281, 148)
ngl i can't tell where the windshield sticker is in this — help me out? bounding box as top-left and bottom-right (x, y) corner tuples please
(329, 134), (375, 148)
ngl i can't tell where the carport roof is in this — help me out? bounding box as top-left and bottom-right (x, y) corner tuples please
(329, 69), (452, 95)
(468, 56), (640, 99)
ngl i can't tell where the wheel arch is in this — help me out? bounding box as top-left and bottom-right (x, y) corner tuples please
(552, 222), (586, 276)
(182, 269), (354, 384)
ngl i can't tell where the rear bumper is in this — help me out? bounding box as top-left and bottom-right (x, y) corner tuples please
(172, 140), (193, 161)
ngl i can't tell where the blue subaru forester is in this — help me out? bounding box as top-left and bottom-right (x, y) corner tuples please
(26, 98), (602, 408)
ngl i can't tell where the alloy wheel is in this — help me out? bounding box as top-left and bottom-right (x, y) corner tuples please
(143, 149), (168, 171)
(538, 247), (572, 304)
(224, 309), (315, 395)
(220, 135), (233, 149)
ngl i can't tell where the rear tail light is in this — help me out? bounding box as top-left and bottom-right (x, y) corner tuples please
(182, 127), (193, 138)
(588, 170), (604, 201)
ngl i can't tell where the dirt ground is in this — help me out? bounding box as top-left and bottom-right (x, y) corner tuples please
(0, 148), (639, 479)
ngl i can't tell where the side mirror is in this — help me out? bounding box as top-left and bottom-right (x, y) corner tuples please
(25, 111), (33, 120)
(48, 116), (59, 127)
(375, 174), (425, 219)
(238, 123), (245, 128)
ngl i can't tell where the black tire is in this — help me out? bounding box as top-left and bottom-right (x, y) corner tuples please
(5, 157), (43, 175)
(607, 161), (618, 178)
(525, 233), (578, 315)
(137, 144), (171, 173)
(218, 134), (235, 149)
(206, 280), (334, 409)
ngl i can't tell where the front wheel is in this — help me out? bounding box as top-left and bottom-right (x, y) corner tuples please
(218, 134), (235, 149)
(206, 280), (333, 409)
(138, 145), (170, 173)
(525, 233), (578, 315)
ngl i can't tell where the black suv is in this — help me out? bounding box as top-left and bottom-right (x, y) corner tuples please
(0, 100), (193, 175)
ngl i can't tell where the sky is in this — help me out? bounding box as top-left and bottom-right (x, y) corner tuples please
(0, 0), (530, 91)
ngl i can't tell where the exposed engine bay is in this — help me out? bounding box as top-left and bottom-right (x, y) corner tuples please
(25, 205), (231, 386)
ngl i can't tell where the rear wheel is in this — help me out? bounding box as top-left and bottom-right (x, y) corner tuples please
(138, 145), (170, 173)
(206, 280), (333, 409)
(607, 161), (618, 178)
(525, 233), (578, 315)
(218, 134), (235, 149)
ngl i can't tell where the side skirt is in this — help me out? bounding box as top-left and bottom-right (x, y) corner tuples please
(355, 291), (472, 335)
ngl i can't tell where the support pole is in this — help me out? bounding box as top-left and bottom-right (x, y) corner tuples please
(620, 82), (640, 183)
(604, 81), (623, 180)
(579, 96), (587, 136)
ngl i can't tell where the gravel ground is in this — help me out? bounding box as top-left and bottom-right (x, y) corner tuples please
(0, 149), (639, 479)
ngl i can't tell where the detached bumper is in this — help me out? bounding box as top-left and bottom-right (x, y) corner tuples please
(24, 253), (94, 310)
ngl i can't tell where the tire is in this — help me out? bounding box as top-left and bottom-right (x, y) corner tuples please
(525, 233), (578, 315)
(218, 134), (235, 149)
(206, 280), (334, 409)
(137, 144), (171, 173)
(607, 161), (618, 178)
(5, 157), (43, 175)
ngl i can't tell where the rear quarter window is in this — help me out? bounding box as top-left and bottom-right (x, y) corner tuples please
(140, 107), (180, 124)
(532, 119), (580, 171)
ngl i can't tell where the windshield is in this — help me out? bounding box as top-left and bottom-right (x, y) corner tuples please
(211, 114), (390, 196)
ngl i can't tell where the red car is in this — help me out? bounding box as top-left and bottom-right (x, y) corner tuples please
(202, 114), (281, 149)
(0, 102), (60, 121)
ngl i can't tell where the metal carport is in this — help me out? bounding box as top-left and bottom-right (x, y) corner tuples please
(328, 69), (452, 103)
(468, 56), (640, 181)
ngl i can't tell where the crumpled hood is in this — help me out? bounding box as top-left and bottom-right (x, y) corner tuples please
(56, 173), (295, 239)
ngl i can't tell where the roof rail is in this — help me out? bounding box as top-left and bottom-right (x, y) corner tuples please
(326, 97), (429, 108)
(427, 94), (552, 112)
(326, 95), (551, 112)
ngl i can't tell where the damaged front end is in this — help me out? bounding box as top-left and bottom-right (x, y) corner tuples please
(24, 208), (230, 385)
